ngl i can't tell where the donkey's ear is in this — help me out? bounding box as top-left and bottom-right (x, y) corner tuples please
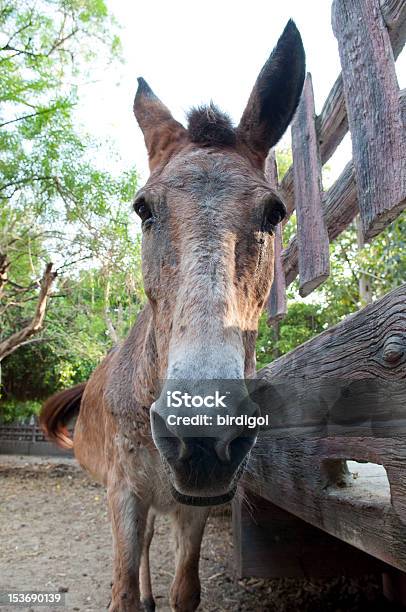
(237, 20), (305, 162)
(134, 78), (187, 169)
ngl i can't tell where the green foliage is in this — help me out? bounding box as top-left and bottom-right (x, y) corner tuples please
(0, 399), (41, 423)
(275, 147), (291, 180)
(0, 0), (144, 417)
(256, 303), (328, 370)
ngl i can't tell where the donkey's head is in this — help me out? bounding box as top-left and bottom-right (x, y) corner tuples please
(133, 21), (305, 505)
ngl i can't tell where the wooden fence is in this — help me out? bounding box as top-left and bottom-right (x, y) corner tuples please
(0, 419), (72, 456)
(235, 0), (406, 582)
(267, 0), (405, 314)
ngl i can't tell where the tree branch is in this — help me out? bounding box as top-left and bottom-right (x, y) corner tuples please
(0, 107), (59, 129)
(0, 254), (10, 299)
(0, 263), (57, 361)
(47, 28), (79, 56)
(0, 175), (55, 192)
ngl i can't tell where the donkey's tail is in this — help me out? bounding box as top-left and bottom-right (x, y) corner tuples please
(39, 382), (86, 450)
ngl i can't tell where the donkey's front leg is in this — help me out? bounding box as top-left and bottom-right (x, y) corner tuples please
(170, 506), (210, 612)
(139, 509), (156, 611)
(108, 481), (147, 612)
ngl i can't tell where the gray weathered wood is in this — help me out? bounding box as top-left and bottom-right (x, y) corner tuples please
(316, 0), (405, 166)
(279, 0), (406, 218)
(243, 284), (406, 570)
(291, 74), (330, 296)
(283, 162), (356, 286)
(282, 85), (405, 289)
(232, 489), (384, 578)
(315, 74), (348, 165)
(265, 151), (287, 323)
(259, 283), (406, 380)
(381, 0), (406, 58)
(332, 0), (406, 241)
(267, 224), (286, 322)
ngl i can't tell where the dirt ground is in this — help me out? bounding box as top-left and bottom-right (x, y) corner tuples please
(0, 456), (398, 612)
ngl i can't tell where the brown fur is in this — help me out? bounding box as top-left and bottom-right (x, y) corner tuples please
(41, 21), (305, 612)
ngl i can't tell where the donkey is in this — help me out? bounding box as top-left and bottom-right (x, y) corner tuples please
(41, 20), (305, 612)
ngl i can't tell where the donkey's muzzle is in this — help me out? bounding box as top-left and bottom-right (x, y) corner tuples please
(150, 381), (259, 501)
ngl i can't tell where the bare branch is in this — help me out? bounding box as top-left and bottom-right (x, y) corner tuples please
(0, 263), (57, 361)
(2, 20), (33, 49)
(0, 106), (60, 129)
(0, 175), (55, 192)
(0, 254), (10, 299)
(47, 28), (79, 56)
(0, 44), (39, 58)
(10, 336), (49, 350)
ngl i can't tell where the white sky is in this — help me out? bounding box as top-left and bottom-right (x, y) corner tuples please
(76, 0), (405, 186)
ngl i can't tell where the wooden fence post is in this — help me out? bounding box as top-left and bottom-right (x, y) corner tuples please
(332, 0), (406, 241)
(291, 73), (330, 297)
(265, 151), (287, 324)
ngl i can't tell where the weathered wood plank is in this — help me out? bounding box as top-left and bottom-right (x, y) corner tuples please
(283, 162), (356, 286)
(381, 0), (406, 58)
(316, 0), (405, 166)
(316, 75), (348, 166)
(282, 85), (405, 288)
(267, 224), (286, 322)
(259, 283), (406, 380)
(244, 284), (406, 570)
(245, 437), (406, 571)
(332, 0), (406, 241)
(279, 0), (406, 217)
(232, 489), (384, 578)
(291, 74), (330, 297)
(265, 151), (287, 323)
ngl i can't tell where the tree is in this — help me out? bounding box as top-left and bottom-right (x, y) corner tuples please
(0, 1), (144, 420)
(0, 0), (136, 364)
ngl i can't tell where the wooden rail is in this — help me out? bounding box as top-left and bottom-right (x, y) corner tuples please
(239, 0), (406, 585)
(244, 284), (406, 571)
(0, 421), (72, 456)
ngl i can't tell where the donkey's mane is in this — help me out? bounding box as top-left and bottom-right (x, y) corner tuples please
(187, 103), (236, 147)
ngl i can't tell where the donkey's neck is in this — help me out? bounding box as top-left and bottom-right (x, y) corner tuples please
(105, 303), (159, 423)
(131, 303), (161, 406)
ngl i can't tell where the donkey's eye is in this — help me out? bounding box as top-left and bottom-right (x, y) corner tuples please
(263, 198), (286, 234)
(134, 198), (154, 226)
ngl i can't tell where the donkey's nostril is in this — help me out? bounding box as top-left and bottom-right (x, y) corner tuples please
(229, 433), (256, 465)
(214, 430), (257, 464)
(178, 440), (192, 460)
(214, 439), (231, 462)
(151, 410), (182, 463)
